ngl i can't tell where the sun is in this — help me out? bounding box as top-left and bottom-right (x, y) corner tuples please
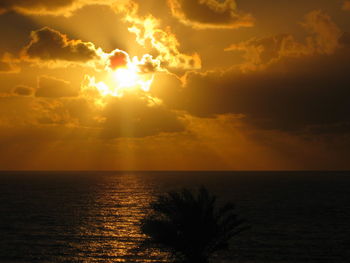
(83, 50), (159, 98)
(109, 63), (154, 95)
(91, 63), (154, 98)
(113, 67), (138, 88)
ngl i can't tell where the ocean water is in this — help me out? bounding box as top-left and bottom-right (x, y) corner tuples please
(0, 171), (349, 263)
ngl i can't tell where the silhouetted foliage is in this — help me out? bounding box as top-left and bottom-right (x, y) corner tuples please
(141, 187), (248, 263)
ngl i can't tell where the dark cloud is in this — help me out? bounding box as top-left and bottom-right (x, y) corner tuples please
(138, 54), (161, 73)
(152, 43), (350, 134)
(22, 27), (98, 63)
(167, 0), (254, 29)
(36, 75), (78, 98)
(225, 10), (342, 70)
(13, 85), (34, 96)
(101, 94), (185, 138)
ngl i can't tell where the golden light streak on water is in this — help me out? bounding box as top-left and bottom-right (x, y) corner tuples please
(74, 173), (168, 262)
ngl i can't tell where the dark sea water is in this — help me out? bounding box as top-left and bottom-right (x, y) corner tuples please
(0, 171), (349, 263)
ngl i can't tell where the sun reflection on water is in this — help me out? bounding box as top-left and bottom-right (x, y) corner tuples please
(75, 173), (168, 262)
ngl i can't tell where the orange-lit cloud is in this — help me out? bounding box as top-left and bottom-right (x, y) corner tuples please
(106, 49), (161, 74)
(36, 75), (78, 98)
(167, 0), (254, 29)
(225, 34), (307, 70)
(0, 0), (76, 15)
(114, 0), (201, 71)
(302, 10), (342, 55)
(0, 0), (115, 16)
(19, 26), (163, 85)
(18, 26), (161, 98)
(22, 27), (99, 65)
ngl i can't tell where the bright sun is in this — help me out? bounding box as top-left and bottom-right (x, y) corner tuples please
(90, 64), (154, 98)
(84, 50), (158, 98)
(113, 67), (138, 88)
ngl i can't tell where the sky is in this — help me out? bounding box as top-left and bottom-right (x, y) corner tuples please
(0, 0), (350, 170)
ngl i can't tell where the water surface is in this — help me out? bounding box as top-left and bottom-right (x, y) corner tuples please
(0, 171), (349, 262)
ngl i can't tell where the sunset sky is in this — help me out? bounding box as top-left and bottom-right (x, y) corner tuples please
(1, 0), (350, 170)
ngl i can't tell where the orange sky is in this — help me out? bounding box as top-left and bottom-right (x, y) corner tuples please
(0, 0), (350, 170)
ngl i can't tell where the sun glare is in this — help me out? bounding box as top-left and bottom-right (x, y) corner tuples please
(113, 67), (138, 88)
(82, 49), (160, 99)
(91, 59), (155, 98)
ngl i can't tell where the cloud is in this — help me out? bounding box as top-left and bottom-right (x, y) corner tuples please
(302, 10), (342, 55)
(150, 14), (350, 134)
(137, 54), (161, 73)
(101, 94), (186, 138)
(108, 50), (161, 73)
(33, 97), (98, 126)
(13, 85), (34, 96)
(0, 0), (76, 15)
(114, 0), (201, 71)
(22, 27), (98, 64)
(343, 1), (350, 11)
(36, 75), (78, 98)
(167, 0), (254, 29)
(225, 10), (343, 70)
(0, 0), (115, 16)
(32, 90), (186, 137)
(225, 34), (307, 70)
(108, 49), (130, 70)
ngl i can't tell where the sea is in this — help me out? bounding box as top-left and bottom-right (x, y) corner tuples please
(0, 171), (349, 263)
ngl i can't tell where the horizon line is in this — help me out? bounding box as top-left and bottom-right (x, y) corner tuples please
(0, 170), (349, 173)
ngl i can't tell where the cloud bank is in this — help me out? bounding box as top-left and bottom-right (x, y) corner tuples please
(151, 11), (350, 135)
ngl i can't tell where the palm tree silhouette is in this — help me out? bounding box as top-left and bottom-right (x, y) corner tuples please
(141, 187), (248, 263)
